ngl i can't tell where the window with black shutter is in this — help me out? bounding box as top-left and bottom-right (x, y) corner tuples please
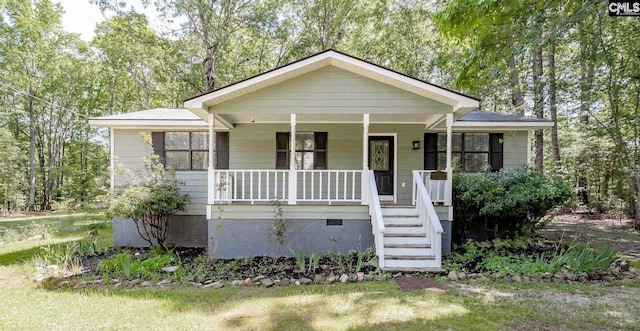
(275, 132), (328, 169)
(424, 132), (503, 172)
(150, 131), (229, 170)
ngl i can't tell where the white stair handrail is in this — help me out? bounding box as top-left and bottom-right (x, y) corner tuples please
(412, 170), (443, 268)
(368, 170), (385, 268)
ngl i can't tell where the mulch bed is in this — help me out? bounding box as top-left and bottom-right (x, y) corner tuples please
(394, 277), (448, 292)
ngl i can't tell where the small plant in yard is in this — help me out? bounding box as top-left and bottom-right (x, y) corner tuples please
(109, 145), (190, 247)
(290, 248), (306, 273)
(34, 244), (83, 277)
(99, 248), (177, 280)
(271, 199), (287, 246)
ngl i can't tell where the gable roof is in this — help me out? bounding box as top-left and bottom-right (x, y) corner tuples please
(183, 49), (480, 119)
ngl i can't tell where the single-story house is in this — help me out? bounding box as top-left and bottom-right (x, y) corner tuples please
(89, 50), (553, 271)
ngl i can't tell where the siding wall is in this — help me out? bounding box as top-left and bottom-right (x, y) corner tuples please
(211, 66), (450, 115)
(502, 130), (529, 168)
(113, 129), (207, 215)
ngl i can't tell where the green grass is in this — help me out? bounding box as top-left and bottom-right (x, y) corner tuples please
(0, 213), (111, 266)
(0, 212), (638, 330)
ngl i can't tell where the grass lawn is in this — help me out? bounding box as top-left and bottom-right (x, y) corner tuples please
(0, 212), (638, 330)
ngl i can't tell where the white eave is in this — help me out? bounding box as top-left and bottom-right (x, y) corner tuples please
(452, 121), (554, 129)
(88, 108), (232, 129)
(184, 50), (480, 119)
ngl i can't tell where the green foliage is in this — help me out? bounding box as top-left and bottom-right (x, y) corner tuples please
(99, 248), (177, 280)
(290, 248), (306, 273)
(109, 148), (190, 246)
(554, 245), (618, 274)
(445, 238), (618, 276)
(453, 167), (572, 243)
(271, 199), (287, 246)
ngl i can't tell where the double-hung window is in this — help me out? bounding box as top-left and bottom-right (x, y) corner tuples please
(151, 132), (229, 170)
(424, 132), (503, 172)
(276, 132), (327, 169)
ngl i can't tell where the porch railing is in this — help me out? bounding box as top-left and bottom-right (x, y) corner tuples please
(368, 170), (385, 269)
(412, 170), (443, 268)
(211, 169), (362, 204)
(412, 170), (451, 206)
(297, 170), (362, 203)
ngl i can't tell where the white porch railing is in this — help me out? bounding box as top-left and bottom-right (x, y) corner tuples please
(413, 170), (443, 268)
(212, 170), (290, 203)
(211, 170), (362, 204)
(297, 170), (362, 203)
(412, 170), (451, 206)
(368, 170), (385, 269)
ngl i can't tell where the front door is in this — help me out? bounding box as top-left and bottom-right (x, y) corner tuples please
(369, 136), (394, 197)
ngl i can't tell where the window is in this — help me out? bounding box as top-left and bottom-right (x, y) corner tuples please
(151, 132), (229, 170)
(276, 132), (327, 169)
(424, 132), (503, 172)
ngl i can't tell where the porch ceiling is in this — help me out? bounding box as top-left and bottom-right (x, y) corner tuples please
(218, 112), (445, 125)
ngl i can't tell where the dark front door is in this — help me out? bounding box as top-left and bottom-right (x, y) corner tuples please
(369, 136), (394, 196)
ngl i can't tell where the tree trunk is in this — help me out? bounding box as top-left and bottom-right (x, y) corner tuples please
(506, 40), (524, 115)
(533, 43), (544, 173)
(548, 42), (561, 172)
(28, 88), (36, 211)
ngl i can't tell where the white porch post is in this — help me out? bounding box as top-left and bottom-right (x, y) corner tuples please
(361, 114), (369, 205)
(445, 113), (453, 206)
(207, 114), (216, 209)
(109, 128), (115, 193)
(288, 114), (297, 205)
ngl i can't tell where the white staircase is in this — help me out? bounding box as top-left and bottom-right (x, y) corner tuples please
(380, 207), (438, 271)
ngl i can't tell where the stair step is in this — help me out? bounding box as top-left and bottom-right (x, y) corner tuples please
(384, 243), (431, 249)
(384, 223), (422, 227)
(384, 233), (425, 238)
(381, 208), (418, 217)
(384, 255), (436, 260)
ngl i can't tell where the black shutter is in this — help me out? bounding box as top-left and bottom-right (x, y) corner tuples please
(276, 132), (289, 169)
(424, 133), (437, 170)
(489, 133), (503, 171)
(216, 132), (229, 169)
(314, 132), (327, 169)
(151, 132), (165, 162)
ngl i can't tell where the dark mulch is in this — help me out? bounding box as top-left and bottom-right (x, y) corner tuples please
(394, 277), (448, 292)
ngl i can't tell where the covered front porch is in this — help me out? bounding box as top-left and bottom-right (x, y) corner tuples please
(204, 113), (455, 209)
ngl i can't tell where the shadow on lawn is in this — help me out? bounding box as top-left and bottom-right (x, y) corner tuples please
(58, 282), (517, 331)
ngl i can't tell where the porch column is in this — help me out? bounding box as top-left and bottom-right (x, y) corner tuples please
(288, 114), (297, 205)
(109, 128), (115, 193)
(207, 113), (216, 207)
(445, 113), (453, 206)
(361, 114), (369, 205)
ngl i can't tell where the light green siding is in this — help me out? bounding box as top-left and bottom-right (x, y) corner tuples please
(211, 66), (450, 115)
(502, 130), (529, 168)
(113, 129), (207, 215)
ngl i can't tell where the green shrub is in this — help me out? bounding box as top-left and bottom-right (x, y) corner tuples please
(453, 167), (572, 244)
(99, 249), (177, 279)
(553, 245), (617, 273)
(109, 148), (190, 247)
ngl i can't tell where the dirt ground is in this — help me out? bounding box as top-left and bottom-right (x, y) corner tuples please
(541, 213), (640, 265)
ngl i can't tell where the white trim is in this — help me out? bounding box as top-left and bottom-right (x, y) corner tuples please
(214, 114), (234, 129)
(109, 128), (115, 192)
(184, 50), (479, 112)
(368, 133), (398, 204)
(432, 127), (541, 132)
(288, 114), (297, 205)
(527, 130), (532, 166)
(452, 121), (554, 128)
(361, 114), (370, 205)
(88, 119), (208, 127)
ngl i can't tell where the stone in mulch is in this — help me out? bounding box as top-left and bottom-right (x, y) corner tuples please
(394, 277), (447, 292)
